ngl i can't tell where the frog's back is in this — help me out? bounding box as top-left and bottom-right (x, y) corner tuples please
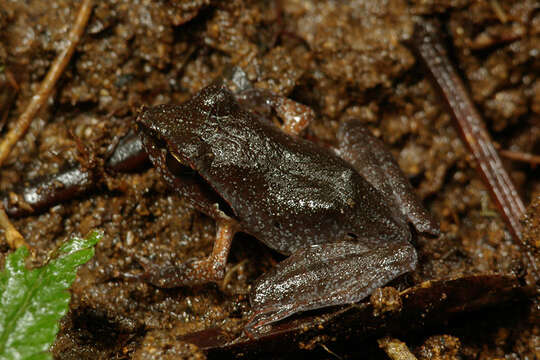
(194, 86), (408, 254)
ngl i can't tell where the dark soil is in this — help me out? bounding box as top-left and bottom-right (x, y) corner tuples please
(0, 0), (538, 359)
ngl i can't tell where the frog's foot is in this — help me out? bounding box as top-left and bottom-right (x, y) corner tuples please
(247, 240), (417, 334)
(337, 119), (440, 236)
(137, 219), (238, 288)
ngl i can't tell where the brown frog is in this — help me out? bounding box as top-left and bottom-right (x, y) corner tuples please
(135, 71), (439, 336)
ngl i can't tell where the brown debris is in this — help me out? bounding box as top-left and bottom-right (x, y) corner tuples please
(0, 204), (28, 249)
(0, 70), (18, 132)
(417, 335), (461, 360)
(522, 195), (540, 286)
(0, 0), (94, 166)
(378, 337), (417, 360)
(370, 287), (403, 317)
(133, 329), (206, 360)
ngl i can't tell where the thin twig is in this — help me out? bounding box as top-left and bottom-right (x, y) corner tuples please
(0, 205), (28, 249)
(411, 20), (538, 280)
(319, 343), (342, 360)
(499, 149), (540, 166)
(220, 259), (248, 292)
(378, 337), (418, 360)
(0, 0), (94, 166)
(490, 0), (508, 24)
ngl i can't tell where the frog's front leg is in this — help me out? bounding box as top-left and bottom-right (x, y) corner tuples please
(139, 218), (239, 287)
(246, 240), (417, 335)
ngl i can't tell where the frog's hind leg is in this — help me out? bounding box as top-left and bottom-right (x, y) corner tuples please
(138, 218), (238, 288)
(337, 119), (439, 236)
(246, 240), (417, 335)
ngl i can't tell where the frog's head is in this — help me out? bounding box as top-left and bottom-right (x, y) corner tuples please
(136, 82), (237, 167)
(135, 83), (238, 219)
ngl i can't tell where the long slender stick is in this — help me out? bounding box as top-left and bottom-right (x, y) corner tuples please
(0, 0), (94, 166)
(411, 20), (538, 279)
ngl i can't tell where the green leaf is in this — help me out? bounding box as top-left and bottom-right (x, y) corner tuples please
(0, 230), (102, 360)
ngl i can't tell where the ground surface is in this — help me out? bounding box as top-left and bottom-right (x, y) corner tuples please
(0, 0), (538, 358)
